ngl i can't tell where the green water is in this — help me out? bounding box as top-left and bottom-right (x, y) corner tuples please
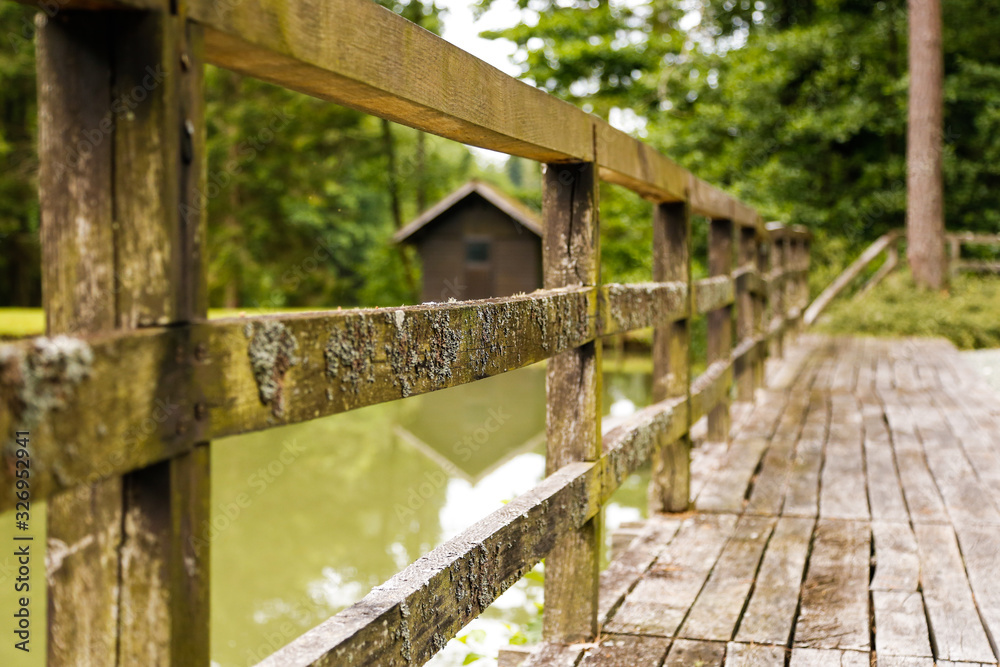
(0, 363), (652, 667)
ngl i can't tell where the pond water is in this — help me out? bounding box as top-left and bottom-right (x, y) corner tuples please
(0, 362), (652, 667)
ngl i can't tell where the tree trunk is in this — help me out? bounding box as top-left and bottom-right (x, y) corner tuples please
(381, 118), (418, 296)
(907, 0), (946, 289)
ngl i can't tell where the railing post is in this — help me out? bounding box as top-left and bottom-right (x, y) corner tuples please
(542, 162), (601, 643)
(39, 11), (210, 664)
(768, 227), (786, 358)
(651, 201), (692, 513)
(755, 231), (769, 390)
(736, 226), (757, 402)
(707, 217), (734, 442)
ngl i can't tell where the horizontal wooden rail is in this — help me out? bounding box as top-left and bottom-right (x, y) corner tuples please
(946, 232), (1000, 245)
(1, 282), (690, 509)
(694, 276), (735, 315)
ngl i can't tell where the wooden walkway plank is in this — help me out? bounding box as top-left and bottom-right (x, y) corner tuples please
(872, 590), (933, 658)
(694, 437), (770, 512)
(521, 642), (586, 667)
(578, 635), (670, 666)
(788, 648), (867, 666)
(735, 517), (814, 645)
(782, 397), (829, 518)
(793, 519), (870, 652)
(605, 514), (737, 637)
(724, 642), (786, 666)
(680, 516), (777, 641)
(859, 395), (910, 522)
(819, 394), (869, 520)
(882, 400), (949, 523)
(598, 518), (682, 624)
(913, 522), (996, 663)
(870, 521), (920, 592)
(953, 521), (1000, 658)
(663, 639), (725, 667)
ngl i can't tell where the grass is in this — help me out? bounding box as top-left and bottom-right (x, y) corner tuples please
(814, 269), (1000, 350)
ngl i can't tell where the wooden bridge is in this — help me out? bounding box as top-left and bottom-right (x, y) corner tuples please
(0, 0), (997, 666)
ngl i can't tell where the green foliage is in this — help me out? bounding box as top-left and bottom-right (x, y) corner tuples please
(480, 0), (1000, 276)
(0, 3), (40, 307)
(816, 270), (1000, 349)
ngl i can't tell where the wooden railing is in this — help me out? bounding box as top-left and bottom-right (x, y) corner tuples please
(0, 0), (809, 664)
(804, 229), (1000, 326)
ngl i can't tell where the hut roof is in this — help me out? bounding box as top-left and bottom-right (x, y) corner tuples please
(393, 180), (543, 243)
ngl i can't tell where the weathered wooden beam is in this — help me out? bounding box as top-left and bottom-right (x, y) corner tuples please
(736, 227), (758, 401)
(37, 8), (211, 665)
(650, 200), (692, 513)
(690, 359), (734, 425)
(733, 266), (766, 297)
(595, 120), (687, 202)
(945, 232), (1000, 245)
(688, 175), (761, 230)
(0, 288), (597, 509)
(599, 282), (687, 335)
(694, 275), (736, 315)
(542, 162), (602, 643)
(707, 218), (734, 442)
(256, 460), (603, 667)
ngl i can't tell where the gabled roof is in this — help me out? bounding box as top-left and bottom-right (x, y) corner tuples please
(393, 180), (543, 243)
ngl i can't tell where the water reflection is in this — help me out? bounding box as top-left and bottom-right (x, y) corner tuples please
(207, 362), (652, 666)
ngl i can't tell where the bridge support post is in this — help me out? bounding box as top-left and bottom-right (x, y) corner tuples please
(707, 217), (734, 443)
(770, 231), (786, 358)
(650, 201), (692, 512)
(541, 162), (601, 643)
(736, 226), (757, 402)
(39, 10), (210, 665)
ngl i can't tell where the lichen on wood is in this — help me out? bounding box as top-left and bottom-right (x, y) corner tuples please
(0, 335), (94, 430)
(245, 321), (299, 417)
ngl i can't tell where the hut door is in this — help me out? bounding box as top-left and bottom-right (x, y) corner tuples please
(464, 238), (493, 299)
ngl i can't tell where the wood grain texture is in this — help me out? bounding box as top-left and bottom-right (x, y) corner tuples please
(650, 201), (692, 512)
(578, 634), (671, 666)
(914, 522), (995, 663)
(793, 520), (870, 652)
(872, 590), (933, 658)
(706, 216), (734, 442)
(542, 162), (601, 643)
(37, 14), (123, 665)
(725, 642), (787, 666)
(600, 282), (687, 335)
(736, 517), (814, 645)
(663, 638), (725, 667)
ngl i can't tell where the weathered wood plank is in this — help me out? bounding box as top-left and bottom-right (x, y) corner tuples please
(872, 591), (933, 658)
(736, 228), (759, 401)
(694, 436), (769, 512)
(781, 396), (828, 517)
(36, 14), (123, 664)
(793, 520), (870, 652)
(650, 201), (693, 512)
(680, 516), (776, 641)
(860, 397), (909, 522)
(520, 642), (586, 667)
(690, 359), (734, 427)
(600, 282), (687, 335)
(725, 642), (787, 666)
(707, 218), (734, 443)
(953, 522), (1000, 656)
(663, 639), (726, 667)
(595, 119), (688, 202)
(788, 648), (868, 666)
(0, 288), (597, 509)
(913, 522), (995, 663)
(819, 394), (869, 520)
(605, 514), (737, 637)
(543, 162), (602, 643)
(598, 518), (683, 624)
(871, 522), (920, 592)
(736, 517), (814, 645)
(578, 634), (671, 666)
(695, 276), (736, 315)
(882, 401), (949, 523)
(258, 461), (601, 666)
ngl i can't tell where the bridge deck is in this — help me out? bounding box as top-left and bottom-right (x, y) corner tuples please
(517, 334), (1000, 667)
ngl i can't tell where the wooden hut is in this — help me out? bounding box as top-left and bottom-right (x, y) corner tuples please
(393, 180), (542, 302)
